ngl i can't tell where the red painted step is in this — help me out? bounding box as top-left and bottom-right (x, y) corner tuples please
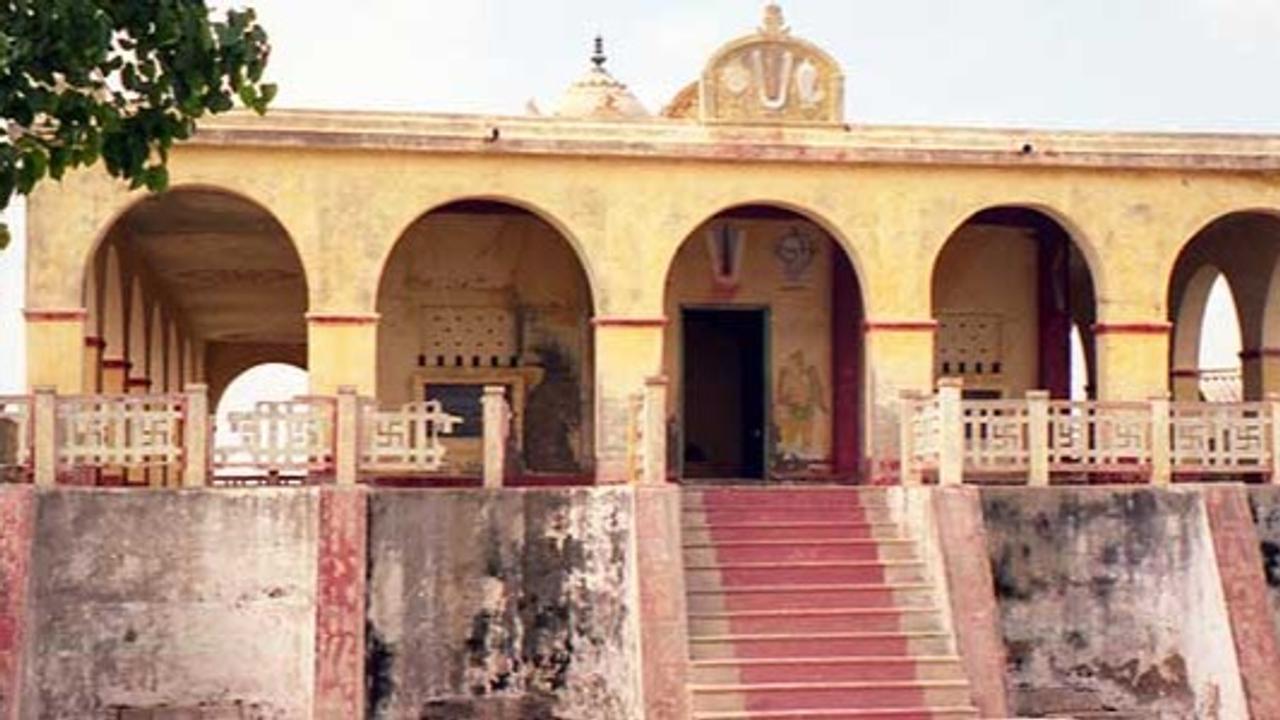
(686, 560), (924, 587)
(682, 488), (978, 719)
(690, 681), (972, 713)
(691, 656), (967, 684)
(687, 607), (945, 635)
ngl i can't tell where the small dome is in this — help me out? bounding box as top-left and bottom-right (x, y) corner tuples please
(554, 37), (650, 120)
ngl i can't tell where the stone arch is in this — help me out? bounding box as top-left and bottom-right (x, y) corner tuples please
(663, 201), (867, 481)
(1167, 210), (1280, 399)
(82, 186), (310, 400)
(379, 195), (601, 315)
(931, 205), (1098, 399)
(376, 198), (597, 479)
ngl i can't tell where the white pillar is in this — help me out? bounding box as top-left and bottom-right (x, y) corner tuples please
(182, 383), (209, 487)
(335, 386), (360, 486)
(642, 376), (668, 486)
(1150, 392), (1171, 486)
(1027, 390), (1050, 487)
(938, 378), (964, 486)
(898, 389), (923, 486)
(32, 386), (57, 487)
(482, 385), (510, 489)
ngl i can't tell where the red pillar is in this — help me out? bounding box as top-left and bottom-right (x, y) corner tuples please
(314, 487), (367, 720)
(0, 487), (34, 720)
(1203, 486), (1280, 718)
(831, 246), (863, 480)
(1037, 231), (1071, 398)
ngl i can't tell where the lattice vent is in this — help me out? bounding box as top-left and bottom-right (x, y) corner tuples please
(420, 307), (518, 365)
(936, 313), (1003, 377)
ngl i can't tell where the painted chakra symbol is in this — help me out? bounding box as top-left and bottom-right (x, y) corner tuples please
(774, 227), (817, 285)
(721, 59), (751, 96)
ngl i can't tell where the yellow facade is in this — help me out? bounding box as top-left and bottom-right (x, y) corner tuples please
(23, 5), (1280, 482)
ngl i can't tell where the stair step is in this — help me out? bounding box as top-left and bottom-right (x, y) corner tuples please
(690, 680), (973, 713)
(690, 631), (954, 659)
(684, 539), (918, 563)
(686, 561), (925, 588)
(692, 706), (980, 720)
(685, 507), (896, 523)
(688, 584), (937, 612)
(691, 655), (968, 684)
(688, 607), (946, 635)
(686, 488), (894, 507)
(682, 522), (906, 542)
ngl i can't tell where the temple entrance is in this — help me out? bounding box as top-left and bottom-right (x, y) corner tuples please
(664, 204), (865, 484)
(681, 308), (767, 480)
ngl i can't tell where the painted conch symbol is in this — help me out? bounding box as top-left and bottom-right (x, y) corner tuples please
(750, 47), (794, 110)
(794, 58), (824, 107)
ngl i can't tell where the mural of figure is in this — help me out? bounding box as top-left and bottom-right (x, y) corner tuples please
(775, 350), (827, 460)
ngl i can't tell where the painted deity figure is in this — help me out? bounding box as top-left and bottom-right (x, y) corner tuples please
(775, 350), (826, 460)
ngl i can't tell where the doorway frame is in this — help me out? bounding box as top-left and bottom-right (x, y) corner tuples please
(677, 304), (772, 482)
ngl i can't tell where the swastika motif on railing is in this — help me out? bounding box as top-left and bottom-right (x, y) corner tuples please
(360, 400), (463, 473)
(212, 399), (334, 480)
(1048, 401), (1150, 473)
(0, 396), (32, 477)
(962, 401), (1030, 474)
(56, 395), (185, 469)
(1171, 402), (1270, 473)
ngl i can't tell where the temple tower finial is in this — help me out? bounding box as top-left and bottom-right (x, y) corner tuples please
(591, 35), (607, 69)
(761, 3), (789, 35)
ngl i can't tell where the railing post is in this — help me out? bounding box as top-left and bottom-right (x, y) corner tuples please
(899, 390), (922, 485)
(1270, 393), (1280, 485)
(182, 384), (209, 487)
(335, 386), (360, 486)
(1027, 390), (1050, 487)
(32, 386), (56, 487)
(642, 376), (668, 486)
(1150, 392), (1172, 486)
(482, 385), (509, 489)
(938, 378), (964, 486)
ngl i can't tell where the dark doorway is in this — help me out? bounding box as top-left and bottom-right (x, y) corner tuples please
(682, 309), (767, 480)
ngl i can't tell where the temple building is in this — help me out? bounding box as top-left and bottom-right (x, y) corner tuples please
(7, 4), (1280, 719)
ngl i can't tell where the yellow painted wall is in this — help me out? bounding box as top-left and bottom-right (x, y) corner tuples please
(931, 224), (1039, 397)
(376, 210), (593, 471)
(663, 218), (835, 470)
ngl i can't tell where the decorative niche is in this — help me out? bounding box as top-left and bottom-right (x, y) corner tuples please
(935, 312), (1004, 387)
(411, 306), (545, 473)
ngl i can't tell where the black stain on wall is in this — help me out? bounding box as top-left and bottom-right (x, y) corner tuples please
(523, 342), (583, 473)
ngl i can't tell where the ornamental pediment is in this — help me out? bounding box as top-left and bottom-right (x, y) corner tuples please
(698, 4), (844, 126)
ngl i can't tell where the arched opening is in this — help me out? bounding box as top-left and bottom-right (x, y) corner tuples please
(1170, 266), (1246, 402)
(1168, 212), (1280, 400)
(375, 200), (595, 484)
(213, 363), (309, 481)
(932, 207), (1097, 399)
(82, 188), (308, 407)
(663, 204), (865, 483)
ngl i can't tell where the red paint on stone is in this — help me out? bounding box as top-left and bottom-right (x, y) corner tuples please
(1203, 486), (1280, 720)
(635, 486), (692, 720)
(933, 487), (1010, 718)
(0, 487), (34, 720)
(313, 487), (367, 720)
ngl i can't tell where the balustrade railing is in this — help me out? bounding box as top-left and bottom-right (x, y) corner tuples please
(56, 394), (185, 469)
(902, 384), (1280, 485)
(0, 396), (32, 479)
(360, 399), (464, 474)
(212, 398), (335, 483)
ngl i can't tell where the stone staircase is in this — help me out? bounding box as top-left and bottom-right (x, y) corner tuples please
(681, 487), (980, 720)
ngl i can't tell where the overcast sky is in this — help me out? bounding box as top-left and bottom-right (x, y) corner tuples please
(1, 0), (1270, 392)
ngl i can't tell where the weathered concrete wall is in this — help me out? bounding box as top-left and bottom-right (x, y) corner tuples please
(1247, 486), (1280, 654)
(366, 488), (642, 720)
(22, 489), (319, 719)
(982, 487), (1245, 719)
